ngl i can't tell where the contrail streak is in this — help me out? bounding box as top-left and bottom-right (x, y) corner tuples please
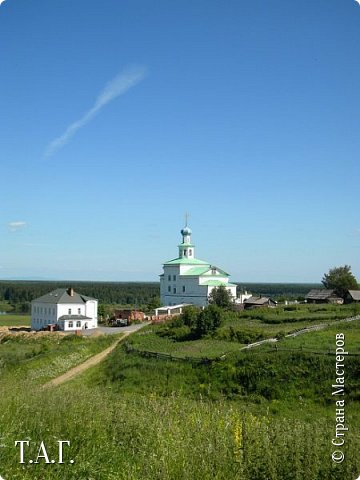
(44, 65), (147, 157)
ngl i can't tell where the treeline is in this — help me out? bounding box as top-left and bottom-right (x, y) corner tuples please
(0, 281), (160, 311)
(0, 280), (322, 312)
(238, 282), (321, 300)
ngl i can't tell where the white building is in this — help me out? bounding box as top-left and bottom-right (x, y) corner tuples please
(160, 225), (237, 307)
(31, 287), (98, 331)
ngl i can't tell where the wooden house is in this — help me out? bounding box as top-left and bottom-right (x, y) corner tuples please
(344, 290), (360, 303)
(243, 296), (277, 309)
(305, 289), (343, 304)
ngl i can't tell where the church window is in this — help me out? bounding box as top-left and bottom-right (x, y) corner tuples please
(184, 249), (187, 256)
(182, 286), (186, 293)
(168, 275), (171, 281)
(168, 286), (171, 292)
(189, 249), (192, 255)
(173, 275), (176, 281)
(173, 287), (176, 294)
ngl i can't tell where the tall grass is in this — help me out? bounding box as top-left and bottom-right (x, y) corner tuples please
(0, 334), (118, 386)
(1, 384), (359, 480)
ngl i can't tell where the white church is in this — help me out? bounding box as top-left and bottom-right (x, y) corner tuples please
(159, 224), (238, 308)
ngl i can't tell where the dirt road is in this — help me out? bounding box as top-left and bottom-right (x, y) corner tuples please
(42, 332), (131, 389)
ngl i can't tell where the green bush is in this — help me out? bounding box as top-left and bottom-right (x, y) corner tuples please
(182, 305), (201, 329)
(216, 326), (266, 344)
(195, 305), (223, 337)
(158, 325), (192, 341)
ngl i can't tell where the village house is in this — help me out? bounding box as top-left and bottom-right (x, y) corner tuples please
(243, 296), (277, 309)
(31, 287), (98, 331)
(305, 289), (343, 304)
(344, 290), (360, 303)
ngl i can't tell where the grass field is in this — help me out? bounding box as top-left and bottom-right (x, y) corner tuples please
(127, 304), (360, 360)
(0, 314), (30, 326)
(130, 330), (244, 357)
(1, 306), (360, 479)
(266, 318), (360, 353)
(1, 382), (359, 480)
(0, 333), (118, 387)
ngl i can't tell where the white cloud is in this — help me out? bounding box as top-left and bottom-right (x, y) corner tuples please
(44, 65), (147, 157)
(8, 221), (27, 232)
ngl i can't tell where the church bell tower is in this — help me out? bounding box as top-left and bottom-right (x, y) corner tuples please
(178, 222), (195, 260)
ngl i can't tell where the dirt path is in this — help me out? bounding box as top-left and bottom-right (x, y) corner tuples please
(43, 332), (131, 389)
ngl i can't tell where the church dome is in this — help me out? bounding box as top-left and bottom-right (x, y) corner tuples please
(181, 226), (192, 236)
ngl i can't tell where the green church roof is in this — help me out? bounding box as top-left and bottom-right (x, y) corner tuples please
(201, 280), (237, 287)
(181, 266), (230, 277)
(164, 257), (210, 266)
(181, 266), (212, 276)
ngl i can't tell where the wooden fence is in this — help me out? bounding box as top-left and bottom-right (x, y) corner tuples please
(123, 342), (218, 365)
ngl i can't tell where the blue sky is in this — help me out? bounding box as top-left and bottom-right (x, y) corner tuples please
(1, 0), (359, 283)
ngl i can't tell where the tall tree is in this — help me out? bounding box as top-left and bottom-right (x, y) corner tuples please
(208, 286), (234, 309)
(322, 265), (359, 298)
(182, 305), (200, 330)
(195, 305), (223, 337)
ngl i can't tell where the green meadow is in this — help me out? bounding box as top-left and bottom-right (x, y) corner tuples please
(1, 304), (360, 479)
(0, 314), (30, 327)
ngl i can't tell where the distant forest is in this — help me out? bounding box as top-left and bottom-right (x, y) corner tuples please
(0, 280), (320, 313)
(238, 283), (321, 300)
(0, 281), (160, 312)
